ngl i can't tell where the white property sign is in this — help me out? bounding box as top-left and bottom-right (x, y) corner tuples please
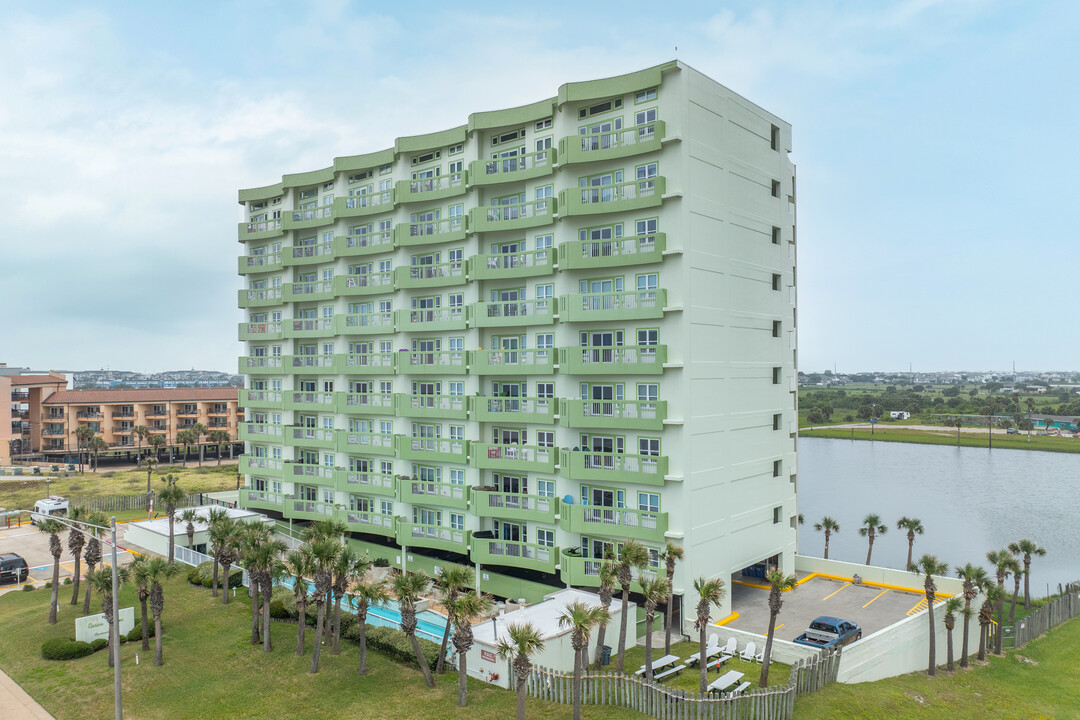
(75, 607), (135, 642)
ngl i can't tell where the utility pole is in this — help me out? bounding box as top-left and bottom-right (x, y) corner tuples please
(111, 516), (122, 720)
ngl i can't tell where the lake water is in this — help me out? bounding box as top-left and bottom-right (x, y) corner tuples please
(797, 438), (1080, 596)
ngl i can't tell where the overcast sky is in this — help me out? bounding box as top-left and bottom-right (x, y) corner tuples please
(2, 1), (1075, 375)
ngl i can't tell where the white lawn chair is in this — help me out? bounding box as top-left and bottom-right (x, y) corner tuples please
(739, 641), (757, 662)
(722, 637), (737, 656)
(708, 633), (719, 648)
(754, 646), (765, 663)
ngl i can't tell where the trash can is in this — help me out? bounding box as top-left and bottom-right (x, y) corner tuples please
(601, 645), (612, 666)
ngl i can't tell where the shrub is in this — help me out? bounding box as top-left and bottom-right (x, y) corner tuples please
(187, 567), (202, 585)
(362, 626), (440, 669)
(41, 638), (95, 661)
(339, 613), (357, 636)
(343, 622), (364, 642)
(44, 581), (52, 589)
(102, 471), (117, 478)
(63, 577), (72, 585)
(373, 557), (391, 568)
(269, 599), (288, 619)
(21, 584), (34, 592)
(273, 585), (298, 617)
(91, 638), (109, 651)
(126, 625), (154, 642)
(305, 605), (318, 627)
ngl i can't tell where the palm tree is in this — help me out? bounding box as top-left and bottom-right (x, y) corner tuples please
(67, 506), (88, 606)
(81, 513), (107, 615)
(614, 539), (649, 673)
(145, 557), (180, 665)
(943, 596), (962, 672)
(912, 554), (948, 676)
(142, 455), (158, 495)
(243, 527), (287, 652)
(897, 516), (925, 569)
(693, 576), (727, 693)
(956, 563), (987, 668)
(1007, 555), (1023, 622)
(332, 550), (369, 655)
(284, 547), (314, 656)
(978, 581), (1005, 661)
(449, 591), (493, 706)
(953, 415), (963, 444)
(130, 556), (152, 651)
(858, 514), (888, 565)
(133, 425), (149, 465)
(239, 523), (273, 645)
(352, 577), (390, 673)
(392, 570), (435, 687)
(179, 508), (205, 550)
(308, 537), (341, 674)
(558, 601), (611, 720)
(434, 565), (474, 674)
(986, 548), (1014, 655)
(176, 429), (197, 466)
(191, 422), (208, 466)
(205, 507), (231, 597)
(208, 429), (231, 465)
(638, 573), (671, 683)
(759, 570), (797, 686)
(86, 565), (130, 668)
(592, 554), (617, 669)
(87, 436), (108, 472)
(74, 425), (95, 473)
(215, 519), (241, 605)
(496, 622), (546, 720)
(157, 475), (186, 564)
(813, 517), (840, 559)
(1009, 539), (1047, 610)
(147, 434), (166, 464)
(661, 542), (683, 656)
(37, 518), (65, 624)
(303, 518), (349, 647)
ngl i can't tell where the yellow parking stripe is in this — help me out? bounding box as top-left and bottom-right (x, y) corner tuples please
(863, 589), (889, 608)
(906, 598), (928, 616)
(765, 623), (784, 636)
(821, 583), (850, 601)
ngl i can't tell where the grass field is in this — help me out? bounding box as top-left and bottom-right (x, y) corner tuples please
(799, 426), (1080, 454)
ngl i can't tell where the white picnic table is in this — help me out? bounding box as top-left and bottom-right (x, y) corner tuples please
(707, 670), (745, 694)
(635, 653), (680, 676)
(686, 645), (727, 667)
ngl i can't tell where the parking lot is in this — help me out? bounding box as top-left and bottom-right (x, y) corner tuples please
(726, 574), (933, 643)
(0, 522), (138, 595)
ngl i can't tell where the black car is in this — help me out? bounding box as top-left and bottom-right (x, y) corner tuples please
(0, 553), (30, 585)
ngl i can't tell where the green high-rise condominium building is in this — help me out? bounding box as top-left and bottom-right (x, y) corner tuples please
(236, 61), (797, 623)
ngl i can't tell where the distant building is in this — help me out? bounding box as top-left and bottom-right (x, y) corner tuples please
(2, 370), (69, 465)
(889, 411), (910, 420)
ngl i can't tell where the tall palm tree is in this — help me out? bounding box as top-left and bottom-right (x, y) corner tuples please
(496, 622), (546, 720)
(309, 537), (341, 674)
(592, 554), (617, 669)
(558, 601), (611, 720)
(392, 570), (435, 687)
(191, 422), (208, 466)
(614, 539), (649, 673)
(693, 576), (727, 693)
(37, 518), (65, 624)
(86, 565), (130, 668)
(147, 434), (166, 464)
(912, 554), (948, 676)
(449, 590), (493, 706)
(244, 528), (287, 652)
(81, 514), (107, 614)
(176, 429), (197, 466)
(87, 436), (108, 472)
(205, 507), (231, 597)
(956, 563), (987, 668)
(130, 556), (152, 651)
(759, 570), (797, 686)
(283, 547), (314, 656)
(434, 565), (474, 673)
(66, 506), (88, 606)
(142, 455), (158, 495)
(303, 518), (349, 647)
(953, 415), (963, 444)
(179, 508), (205, 550)
(1008, 539), (1047, 610)
(986, 548), (1014, 655)
(813, 517), (840, 559)
(215, 519), (242, 605)
(74, 425), (95, 473)
(638, 573), (671, 683)
(978, 581), (1005, 661)
(240, 523), (273, 645)
(332, 550), (369, 655)
(208, 429), (231, 465)
(133, 425), (149, 466)
(145, 557), (180, 665)
(661, 542), (683, 655)
(157, 475), (186, 564)
(352, 577), (390, 673)
(897, 516), (925, 569)
(1007, 555), (1023, 622)
(943, 596), (962, 672)
(858, 514), (888, 565)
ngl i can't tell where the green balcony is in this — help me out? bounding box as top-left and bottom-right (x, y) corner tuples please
(471, 444), (556, 473)
(558, 120), (665, 165)
(560, 399), (667, 430)
(560, 552), (644, 592)
(239, 356), (282, 375)
(469, 299), (557, 328)
(560, 505), (668, 543)
(334, 313), (396, 336)
(239, 321), (282, 341)
(282, 355), (335, 375)
(468, 149), (556, 186)
(238, 219), (284, 241)
(469, 349), (555, 375)
(284, 461), (335, 483)
(333, 469), (396, 497)
(333, 352), (396, 375)
(396, 522), (468, 555)
(283, 426), (336, 450)
(240, 489), (285, 513)
(468, 199), (555, 233)
(559, 289), (667, 322)
(338, 392), (395, 415)
(395, 436), (468, 464)
(336, 430), (396, 457)
(336, 507), (396, 537)
(283, 241), (335, 267)
(559, 233), (666, 270)
(284, 319), (335, 339)
(285, 392), (336, 412)
(395, 172), (468, 203)
(558, 177), (666, 217)
(287, 499), (337, 523)
(284, 205), (335, 231)
(238, 288), (283, 308)
(333, 190), (395, 218)
(558, 450), (668, 487)
(284, 280), (334, 302)
(394, 261), (466, 289)
(333, 231), (395, 258)
(468, 397), (556, 424)
(333, 272), (394, 296)
(398, 480), (469, 510)
(469, 249), (555, 281)
(239, 422), (283, 444)
(471, 537), (558, 574)
(395, 394), (467, 420)
(239, 390), (283, 410)
(558, 345), (667, 375)
(238, 455), (284, 480)
(238, 253), (283, 275)
(471, 491), (558, 524)
(395, 308), (467, 332)
(394, 219), (468, 247)
(395, 351), (467, 375)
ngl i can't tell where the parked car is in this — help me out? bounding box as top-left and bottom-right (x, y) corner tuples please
(0, 553), (29, 585)
(793, 616), (862, 648)
(1007, 427), (1019, 434)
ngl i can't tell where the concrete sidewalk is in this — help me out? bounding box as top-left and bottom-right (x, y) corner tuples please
(0, 669), (54, 719)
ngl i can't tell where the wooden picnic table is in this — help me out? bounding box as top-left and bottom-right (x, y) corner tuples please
(635, 653), (680, 676)
(707, 670), (745, 694)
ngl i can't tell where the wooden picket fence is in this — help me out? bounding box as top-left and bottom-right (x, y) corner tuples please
(72, 492), (201, 513)
(1012, 581), (1080, 649)
(526, 648), (840, 720)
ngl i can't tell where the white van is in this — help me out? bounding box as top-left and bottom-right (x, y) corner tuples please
(31, 496), (70, 525)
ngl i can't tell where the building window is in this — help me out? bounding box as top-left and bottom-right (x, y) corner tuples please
(638, 492), (659, 512)
(773, 506), (782, 524)
(537, 528), (554, 548)
(448, 143), (463, 155)
(636, 88), (657, 103)
(639, 438), (660, 456)
(450, 468), (465, 485)
(535, 118), (552, 131)
(773, 413), (782, 431)
(772, 274), (781, 291)
(772, 226), (781, 245)
(771, 180), (780, 198)
(537, 431), (554, 448)
(773, 460), (782, 477)
(450, 513), (464, 531)
(537, 479), (555, 497)
(773, 320), (781, 338)
(536, 383), (554, 399)
(771, 125), (780, 151)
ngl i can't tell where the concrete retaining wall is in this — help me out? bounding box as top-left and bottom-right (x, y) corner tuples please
(794, 555), (965, 597)
(707, 624), (819, 665)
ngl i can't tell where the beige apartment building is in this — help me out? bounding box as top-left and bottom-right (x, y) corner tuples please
(2, 372), (68, 465)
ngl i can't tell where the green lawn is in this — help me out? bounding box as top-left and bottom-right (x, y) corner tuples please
(799, 426), (1080, 454)
(0, 576), (645, 720)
